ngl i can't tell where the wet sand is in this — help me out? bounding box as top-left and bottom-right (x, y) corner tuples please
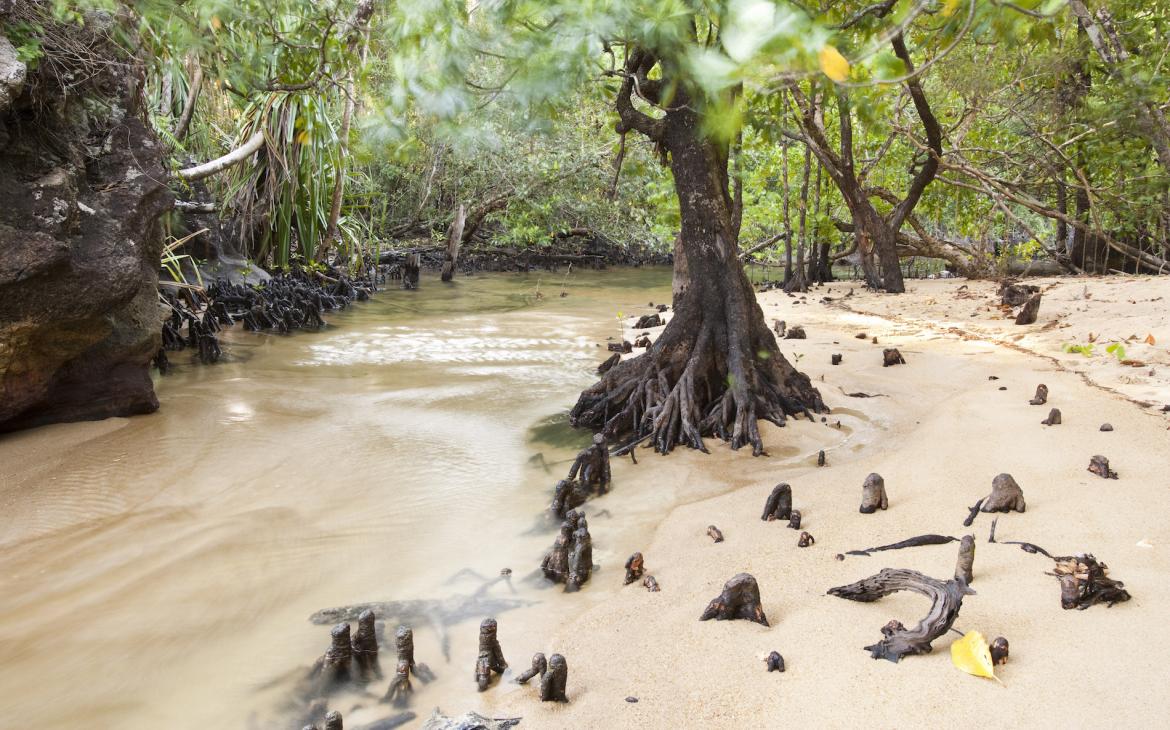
(2, 272), (1168, 728)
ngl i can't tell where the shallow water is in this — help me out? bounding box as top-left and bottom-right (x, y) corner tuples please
(0, 268), (677, 729)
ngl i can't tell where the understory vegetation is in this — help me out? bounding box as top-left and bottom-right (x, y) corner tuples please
(11, 0), (1170, 281)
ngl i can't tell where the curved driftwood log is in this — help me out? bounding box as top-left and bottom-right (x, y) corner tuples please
(515, 653), (546, 685)
(845, 534), (958, 557)
(352, 609), (381, 682)
(765, 651), (785, 672)
(955, 535), (975, 584)
(761, 483), (793, 521)
(539, 654), (568, 702)
(1029, 384), (1048, 405)
(860, 473), (888, 513)
(1088, 455), (1118, 479)
(981, 473), (1026, 513)
(827, 566), (973, 662)
(474, 619), (507, 691)
(624, 552), (645, 585)
(1042, 408), (1062, 425)
(699, 573), (768, 626)
(1051, 554), (1130, 609)
(707, 525), (724, 543)
(882, 348), (906, 367)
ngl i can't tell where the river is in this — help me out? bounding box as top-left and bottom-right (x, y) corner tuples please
(0, 268), (684, 729)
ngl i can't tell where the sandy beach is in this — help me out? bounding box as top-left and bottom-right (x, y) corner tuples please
(479, 276), (1170, 728)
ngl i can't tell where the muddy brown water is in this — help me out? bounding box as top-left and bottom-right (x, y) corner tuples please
(0, 269), (686, 729)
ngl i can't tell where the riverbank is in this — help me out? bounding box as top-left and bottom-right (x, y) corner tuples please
(482, 276), (1170, 728)
(1, 271), (1167, 728)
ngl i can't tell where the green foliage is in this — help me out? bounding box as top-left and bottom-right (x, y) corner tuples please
(1063, 343), (1094, 356)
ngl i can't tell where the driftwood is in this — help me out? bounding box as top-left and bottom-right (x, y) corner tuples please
(1051, 554), (1131, 609)
(962, 498), (985, 527)
(1042, 408), (1062, 425)
(421, 711), (520, 730)
(352, 610), (381, 682)
(643, 575), (660, 592)
(761, 483), (793, 521)
(955, 535), (975, 584)
(787, 510), (802, 530)
(1029, 384), (1048, 405)
(798, 531), (815, 548)
(539, 654), (568, 702)
(1015, 292), (1042, 324)
(784, 325), (807, 340)
(607, 340), (632, 353)
(699, 573), (768, 626)
(474, 619), (507, 691)
(765, 651), (785, 672)
(772, 320), (786, 337)
(633, 334), (651, 348)
(882, 349), (906, 367)
(990, 637), (1009, 665)
(440, 205), (465, 283)
(817, 450), (826, 467)
(981, 473), (1026, 513)
(831, 353), (842, 365)
(707, 525), (724, 543)
(859, 473), (888, 513)
(828, 565), (973, 662)
(541, 521), (573, 583)
(845, 534), (957, 557)
(1100, 423), (1113, 432)
(624, 552), (645, 585)
(1088, 454), (1118, 479)
(515, 653), (546, 684)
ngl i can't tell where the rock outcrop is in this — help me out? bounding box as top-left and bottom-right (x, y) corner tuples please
(0, 9), (171, 431)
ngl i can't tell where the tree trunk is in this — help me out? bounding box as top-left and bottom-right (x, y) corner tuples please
(782, 140), (793, 284)
(570, 110), (825, 455)
(788, 145), (811, 292)
(441, 204), (465, 282)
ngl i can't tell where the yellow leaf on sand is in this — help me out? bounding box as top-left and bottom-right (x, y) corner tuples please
(951, 630), (998, 681)
(819, 45), (850, 83)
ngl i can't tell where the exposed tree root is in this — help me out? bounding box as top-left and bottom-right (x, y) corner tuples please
(571, 311), (825, 456)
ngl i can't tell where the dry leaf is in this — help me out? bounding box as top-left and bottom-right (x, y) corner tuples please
(1146, 333), (1156, 345)
(951, 630), (998, 681)
(1120, 359), (1146, 367)
(819, 45), (850, 82)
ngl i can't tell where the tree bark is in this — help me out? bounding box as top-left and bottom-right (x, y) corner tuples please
(441, 204), (465, 282)
(175, 130), (265, 181)
(571, 66), (824, 455)
(174, 55), (202, 142)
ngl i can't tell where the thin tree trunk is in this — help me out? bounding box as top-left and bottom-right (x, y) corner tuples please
(441, 204), (465, 282)
(789, 144), (811, 292)
(176, 130), (266, 181)
(174, 55), (202, 142)
(782, 141), (793, 283)
(324, 32), (369, 259)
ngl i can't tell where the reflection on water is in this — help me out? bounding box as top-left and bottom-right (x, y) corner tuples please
(0, 268), (675, 730)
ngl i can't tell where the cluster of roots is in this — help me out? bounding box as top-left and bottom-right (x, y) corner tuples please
(155, 270), (372, 372)
(570, 313), (826, 456)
